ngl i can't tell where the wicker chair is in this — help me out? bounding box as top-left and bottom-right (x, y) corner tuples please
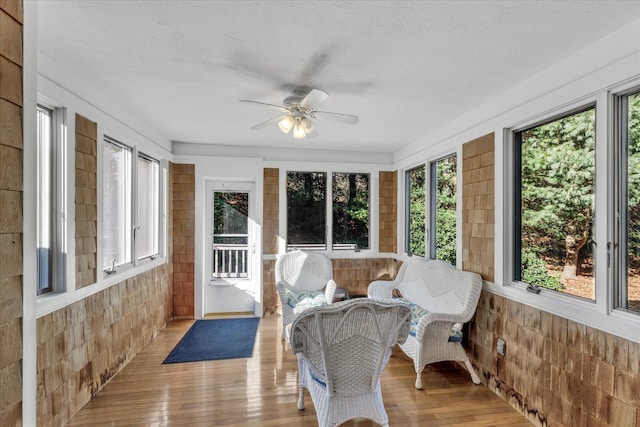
(289, 299), (411, 427)
(367, 258), (482, 389)
(276, 250), (337, 339)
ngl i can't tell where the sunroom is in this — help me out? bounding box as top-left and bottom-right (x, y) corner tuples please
(2, 1), (640, 426)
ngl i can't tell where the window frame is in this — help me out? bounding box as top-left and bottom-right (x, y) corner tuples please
(36, 103), (67, 296)
(331, 172), (371, 251)
(102, 136), (163, 276)
(283, 169), (374, 253)
(136, 152), (160, 261)
(613, 87), (640, 314)
(428, 153), (457, 264)
(405, 163), (426, 257)
(510, 103), (597, 298)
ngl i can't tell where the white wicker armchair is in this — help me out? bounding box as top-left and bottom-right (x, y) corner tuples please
(289, 299), (411, 427)
(275, 250), (337, 339)
(367, 258), (482, 389)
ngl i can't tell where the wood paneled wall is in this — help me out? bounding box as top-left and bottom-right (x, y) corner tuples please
(468, 292), (640, 426)
(35, 265), (173, 427)
(0, 1), (23, 425)
(462, 133), (495, 282)
(263, 168), (279, 255)
(379, 170), (397, 253)
(171, 163), (195, 319)
(75, 114), (97, 288)
(461, 132), (640, 426)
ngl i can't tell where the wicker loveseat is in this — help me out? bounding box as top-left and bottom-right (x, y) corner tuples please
(367, 258), (482, 389)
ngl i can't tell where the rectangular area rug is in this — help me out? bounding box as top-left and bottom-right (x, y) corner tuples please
(163, 317), (259, 364)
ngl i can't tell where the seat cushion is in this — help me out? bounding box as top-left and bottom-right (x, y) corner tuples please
(395, 297), (463, 342)
(285, 288), (326, 310)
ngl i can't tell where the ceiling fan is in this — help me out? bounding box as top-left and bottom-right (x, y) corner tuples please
(239, 88), (359, 139)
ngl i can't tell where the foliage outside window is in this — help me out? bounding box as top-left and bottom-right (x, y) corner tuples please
(287, 172), (327, 250)
(430, 155), (456, 265)
(103, 138), (132, 269)
(332, 173), (369, 250)
(619, 91), (640, 313)
(136, 154), (159, 260)
(515, 107), (595, 299)
(406, 165), (426, 256)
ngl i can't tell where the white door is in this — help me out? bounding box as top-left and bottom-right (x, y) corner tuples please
(204, 181), (258, 315)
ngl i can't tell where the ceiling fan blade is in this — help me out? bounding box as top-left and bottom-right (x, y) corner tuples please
(240, 99), (289, 113)
(299, 89), (329, 109)
(314, 110), (359, 125)
(250, 115), (287, 130)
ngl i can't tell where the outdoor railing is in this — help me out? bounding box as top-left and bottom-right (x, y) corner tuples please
(213, 244), (248, 278)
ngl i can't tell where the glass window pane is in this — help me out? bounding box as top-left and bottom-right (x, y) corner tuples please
(287, 172), (326, 250)
(137, 155), (159, 259)
(332, 173), (370, 250)
(516, 108), (595, 299)
(406, 165), (426, 256)
(37, 106), (53, 294)
(103, 139), (132, 268)
(430, 155), (456, 264)
(212, 191), (249, 279)
(624, 92), (640, 313)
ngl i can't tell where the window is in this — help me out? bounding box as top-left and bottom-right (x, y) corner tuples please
(37, 105), (63, 294)
(406, 165), (426, 256)
(103, 137), (161, 274)
(286, 172), (327, 250)
(616, 90), (640, 314)
(332, 173), (370, 250)
(514, 107), (595, 299)
(136, 154), (159, 260)
(429, 155), (456, 264)
(103, 137), (132, 270)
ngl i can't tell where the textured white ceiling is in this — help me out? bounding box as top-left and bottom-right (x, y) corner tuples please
(37, 1), (640, 154)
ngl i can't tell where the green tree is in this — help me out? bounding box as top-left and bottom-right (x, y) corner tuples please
(434, 156), (457, 265)
(332, 173), (369, 249)
(408, 166), (426, 256)
(627, 93), (640, 263)
(520, 108), (595, 279)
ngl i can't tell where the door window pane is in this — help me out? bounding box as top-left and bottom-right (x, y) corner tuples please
(213, 191), (249, 278)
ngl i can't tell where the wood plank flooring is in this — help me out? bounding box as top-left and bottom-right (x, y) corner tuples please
(67, 315), (533, 426)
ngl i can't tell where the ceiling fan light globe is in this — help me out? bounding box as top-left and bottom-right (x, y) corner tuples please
(278, 116), (294, 133)
(293, 124), (306, 139)
(300, 117), (315, 134)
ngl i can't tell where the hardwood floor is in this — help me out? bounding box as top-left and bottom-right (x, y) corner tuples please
(67, 315), (533, 426)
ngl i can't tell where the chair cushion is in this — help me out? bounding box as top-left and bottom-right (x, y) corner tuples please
(395, 298), (463, 342)
(285, 288), (326, 310)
